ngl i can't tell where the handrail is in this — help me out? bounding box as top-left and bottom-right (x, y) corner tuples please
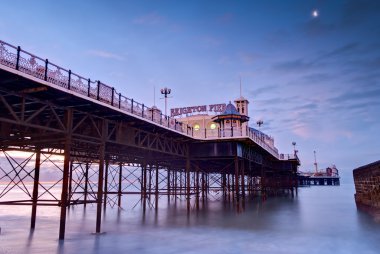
(0, 39), (286, 159)
(0, 39), (193, 136)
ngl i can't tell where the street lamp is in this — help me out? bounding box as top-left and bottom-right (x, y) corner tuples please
(256, 120), (263, 129)
(160, 87), (171, 116)
(292, 141), (296, 155)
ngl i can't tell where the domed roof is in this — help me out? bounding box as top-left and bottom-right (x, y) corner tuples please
(221, 101), (240, 115)
(211, 101), (249, 123)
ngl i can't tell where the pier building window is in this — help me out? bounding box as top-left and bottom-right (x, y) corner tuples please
(210, 123), (217, 129)
(194, 124), (200, 131)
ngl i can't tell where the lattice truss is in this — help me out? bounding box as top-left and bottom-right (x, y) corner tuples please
(69, 161), (99, 205)
(0, 150), (65, 205)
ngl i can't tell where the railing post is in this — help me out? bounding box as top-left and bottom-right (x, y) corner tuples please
(231, 126), (233, 137)
(167, 116), (169, 128)
(160, 113), (162, 125)
(87, 79), (91, 97)
(131, 99), (134, 113)
(118, 93), (121, 109)
(142, 104), (144, 117)
(204, 128), (206, 138)
(97, 81), (100, 100)
(44, 59), (48, 81)
(111, 87), (115, 106)
(151, 109), (154, 121)
(68, 70), (71, 90)
(192, 127), (194, 136)
(16, 46), (21, 70)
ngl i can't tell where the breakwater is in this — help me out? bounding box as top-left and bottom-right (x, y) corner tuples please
(353, 160), (380, 209)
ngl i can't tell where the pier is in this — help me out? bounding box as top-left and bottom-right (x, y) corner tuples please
(0, 40), (299, 239)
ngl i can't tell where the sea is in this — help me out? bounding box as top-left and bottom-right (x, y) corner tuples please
(0, 179), (379, 254)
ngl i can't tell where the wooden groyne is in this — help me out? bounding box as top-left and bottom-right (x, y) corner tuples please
(353, 160), (380, 209)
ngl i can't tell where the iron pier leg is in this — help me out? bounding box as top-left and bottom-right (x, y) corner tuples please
(241, 161), (245, 200)
(59, 109), (73, 240)
(118, 163), (122, 207)
(227, 174), (230, 202)
(167, 167), (171, 202)
(31, 149), (41, 229)
(231, 174), (235, 203)
(186, 157), (191, 212)
(143, 164), (147, 212)
(234, 156), (240, 205)
(95, 119), (107, 234)
(201, 173), (205, 202)
(84, 163), (89, 207)
(148, 165), (152, 201)
(180, 171), (183, 199)
(68, 160), (73, 208)
(155, 164), (159, 211)
(140, 166), (144, 200)
(174, 170), (177, 202)
(241, 161), (246, 210)
(103, 161), (109, 210)
(261, 164), (266, 201)
(196, 167), (200, 210)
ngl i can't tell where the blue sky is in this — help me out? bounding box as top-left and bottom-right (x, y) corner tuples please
(1, 0), (379, 179)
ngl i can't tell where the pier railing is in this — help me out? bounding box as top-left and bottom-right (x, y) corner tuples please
(0, 40), (284, 159)
(0, 40), (194, 135)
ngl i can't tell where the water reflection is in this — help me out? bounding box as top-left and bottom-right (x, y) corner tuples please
(0, 184), (379, 254)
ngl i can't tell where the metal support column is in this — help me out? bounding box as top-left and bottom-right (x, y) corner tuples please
(118, 162), (122, 207)
(234, 156), (239, 203)
(186, 156), (191, 212)
(103, 161), (109, 210)
(95, 119), (107, 234)
(143, 164), (147, 212)
(30, 149), (41, 229)
(241, 161), (245, 200)
(155, 164), (159, 210)
(59, 109), (73, 240)
(196, 166), (200, 210)
(68, 160), (73, 208)
(84, 163), (89, 207)
(167, 167), (171, 201)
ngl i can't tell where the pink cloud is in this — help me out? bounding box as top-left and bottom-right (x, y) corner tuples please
(133, 12), (165, 25)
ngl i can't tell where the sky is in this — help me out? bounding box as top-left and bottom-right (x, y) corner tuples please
(1, 0), (379, 179)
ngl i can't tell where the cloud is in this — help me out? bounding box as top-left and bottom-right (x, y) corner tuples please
(273, 58), (317, 72)
(320, 42), (360, 59)
(133, 12), (165, 25)
(249, 85), (278, 97)
(87, 50), (125, 61)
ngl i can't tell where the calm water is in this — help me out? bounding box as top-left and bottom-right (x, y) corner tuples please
(0, 183), (379, 254)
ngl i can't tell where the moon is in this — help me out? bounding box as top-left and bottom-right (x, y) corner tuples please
(312, 10), (319, 18)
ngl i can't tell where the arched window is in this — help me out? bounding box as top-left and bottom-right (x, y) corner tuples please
(210, 123), (217, 129)
(193, 124), (200, 131)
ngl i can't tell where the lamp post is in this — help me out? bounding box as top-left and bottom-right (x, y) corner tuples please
(160, 87), (171, 116)
(292, 141), (296, 155)
(256, 120), (263, 129)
